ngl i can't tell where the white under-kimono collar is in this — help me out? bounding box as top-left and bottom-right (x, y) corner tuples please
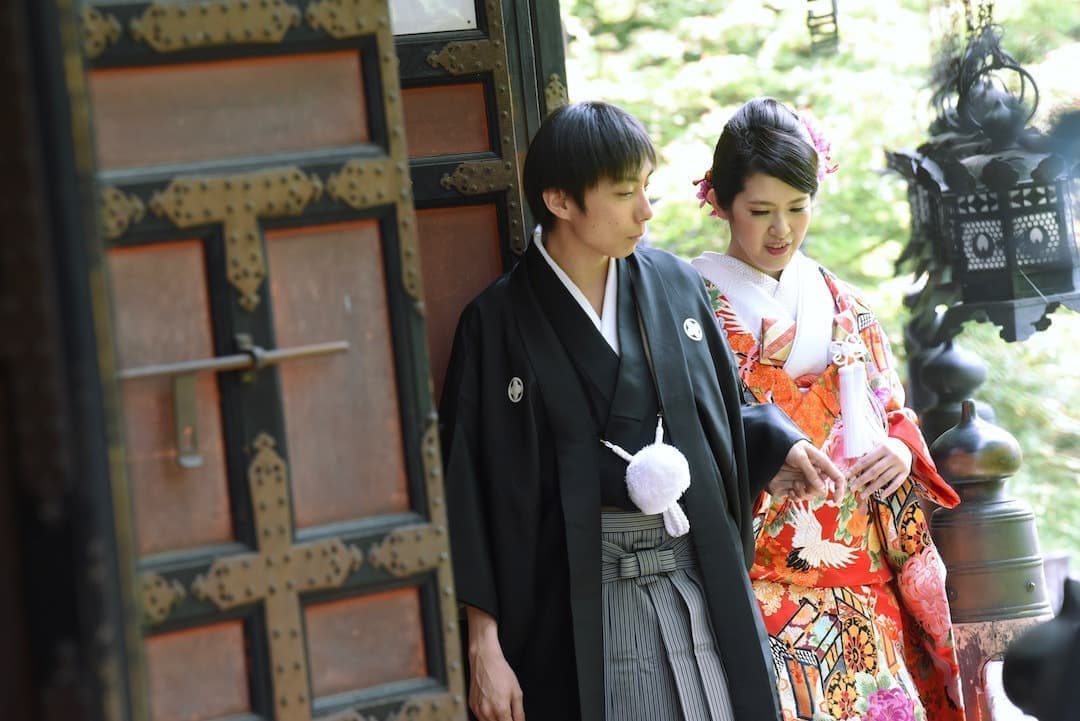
(692, 250), (833, 379)
(534, 227), (620, 354)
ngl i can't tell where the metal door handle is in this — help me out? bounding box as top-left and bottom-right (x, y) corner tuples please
(118, 336), (349, 468)
(117, 337), (349, 380)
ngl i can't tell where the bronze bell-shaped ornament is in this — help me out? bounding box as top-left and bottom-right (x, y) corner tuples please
(930, 399), (1050, 622)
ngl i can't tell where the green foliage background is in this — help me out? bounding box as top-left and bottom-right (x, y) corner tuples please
(562, 0), (1080, 558)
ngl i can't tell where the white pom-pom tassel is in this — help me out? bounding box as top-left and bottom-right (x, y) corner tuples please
(614, 417), (692, 537)
(662, 504), (690, 537)
(838, 361), (880, 459)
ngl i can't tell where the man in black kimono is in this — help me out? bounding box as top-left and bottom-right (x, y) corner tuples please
(440, 101), (844, 721)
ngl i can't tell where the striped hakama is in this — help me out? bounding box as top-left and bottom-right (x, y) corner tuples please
(601, 511), (735, 721)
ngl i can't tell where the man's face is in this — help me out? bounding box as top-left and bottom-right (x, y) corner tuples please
(562, 162), (654, 260)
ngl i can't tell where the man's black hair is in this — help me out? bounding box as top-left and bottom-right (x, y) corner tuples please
(523, 101), (656, 231)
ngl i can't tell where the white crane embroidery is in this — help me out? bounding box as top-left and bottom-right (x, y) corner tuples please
(786, 504), (856, 571)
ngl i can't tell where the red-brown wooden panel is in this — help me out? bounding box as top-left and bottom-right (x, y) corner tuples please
(266, 222), (408, 529)
(91, 52), (368, 170)
(108, 243), (233, 554)
(402, 83), (490, 157)
(305, 589), (426, 698)
(146, 621), (251, 721)
(417, 205), (502, 400)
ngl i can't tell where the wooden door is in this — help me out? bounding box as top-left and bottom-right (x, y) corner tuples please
(395, 0), (567, 399)
(82, 1), (466, 719)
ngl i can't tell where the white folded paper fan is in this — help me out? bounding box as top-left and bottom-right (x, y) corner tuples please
(602, 416), (691, 537)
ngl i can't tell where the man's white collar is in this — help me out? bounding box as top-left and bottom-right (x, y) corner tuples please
(534, 226), (620, 354)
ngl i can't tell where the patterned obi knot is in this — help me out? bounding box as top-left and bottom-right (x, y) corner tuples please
(618, 548), (677, 579)
(601, 529), (694, 586)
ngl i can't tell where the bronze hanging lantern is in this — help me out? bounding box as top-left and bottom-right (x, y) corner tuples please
(888, 25), (1080, 342)
(887, 9), (1070, 716)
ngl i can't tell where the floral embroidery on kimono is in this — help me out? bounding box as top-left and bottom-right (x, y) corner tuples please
(698, 255), (966, 721)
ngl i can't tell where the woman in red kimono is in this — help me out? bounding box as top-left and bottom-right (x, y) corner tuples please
(690, 97), (966, 721)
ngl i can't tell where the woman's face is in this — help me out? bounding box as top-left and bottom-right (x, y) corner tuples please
(712, 172), (813, 279)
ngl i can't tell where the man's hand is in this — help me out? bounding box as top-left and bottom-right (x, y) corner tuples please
(466, 606), (525, 721)
(766, 440), (846, 502)
(847, 437), (912, 505)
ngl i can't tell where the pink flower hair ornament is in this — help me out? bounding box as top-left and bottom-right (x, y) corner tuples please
(692, 170), (719, 217)
(799, 111), (840, 182)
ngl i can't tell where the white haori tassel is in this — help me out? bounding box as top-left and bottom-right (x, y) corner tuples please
(602, 416), (691, 537)
(830, 333), (880, 459)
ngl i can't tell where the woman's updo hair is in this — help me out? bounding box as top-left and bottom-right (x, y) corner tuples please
(709, 97), (818, 210)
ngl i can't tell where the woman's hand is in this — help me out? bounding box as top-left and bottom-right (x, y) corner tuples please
(847, 437), (913, 505)
(767, 440), (847, 502)
(466, 606), (525, 721)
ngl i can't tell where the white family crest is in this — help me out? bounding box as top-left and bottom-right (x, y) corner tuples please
(683, 318), (703, 341)
(507, 376), (524, 403)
